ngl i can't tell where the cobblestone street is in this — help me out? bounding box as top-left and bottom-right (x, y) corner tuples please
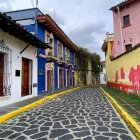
(0, 88), (136, 140)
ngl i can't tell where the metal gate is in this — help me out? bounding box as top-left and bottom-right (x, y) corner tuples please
(0, 40), (12, 96)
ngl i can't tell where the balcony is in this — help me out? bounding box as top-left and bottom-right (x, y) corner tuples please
(57, 53), (66, 66)
(46, 51), (59, 62)
(102, 32), (114, 52)
(65, 57), (73, 68)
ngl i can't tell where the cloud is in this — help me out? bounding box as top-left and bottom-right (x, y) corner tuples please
(41, 8), (65, 26)
(68, 21), (105, 46)
(67, 21), (106, 60)
(0, 0), (12, 12)
(0, 0), (119, 61)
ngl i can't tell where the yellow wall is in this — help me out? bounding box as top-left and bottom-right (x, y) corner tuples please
(106, 42), (140, 95)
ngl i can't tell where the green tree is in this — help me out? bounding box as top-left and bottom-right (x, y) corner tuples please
(76, 46), (101, 85)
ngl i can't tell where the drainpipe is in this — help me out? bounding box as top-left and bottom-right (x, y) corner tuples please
(117, 5), (124, 53)
(35, 10), (38, 37)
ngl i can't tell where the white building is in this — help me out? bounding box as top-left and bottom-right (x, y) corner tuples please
(100, 61), (107, 85)
(0, 13), (51, 107)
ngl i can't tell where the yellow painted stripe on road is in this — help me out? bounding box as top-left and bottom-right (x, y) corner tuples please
(0, 87), (81, 123)
(100, 87), (140, 140)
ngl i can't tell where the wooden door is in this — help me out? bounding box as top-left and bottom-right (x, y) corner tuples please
(47, 70), (53, 91)
(67, 70), (70, 87)
(59, 68), (64, 88)
(22, 58), (30, 96)
(0, 53), (4, 96)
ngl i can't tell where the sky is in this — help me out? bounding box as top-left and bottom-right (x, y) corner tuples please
(0, 0), (124, 60)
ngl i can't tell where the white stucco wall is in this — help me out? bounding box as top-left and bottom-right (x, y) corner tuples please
(0, 29), (37, 107)
(100, 66), (106, 85)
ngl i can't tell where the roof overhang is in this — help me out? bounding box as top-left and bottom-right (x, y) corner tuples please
(110, 0), (136, 11)
(37, 15), (78, 52)
(0, 12), (52, 50)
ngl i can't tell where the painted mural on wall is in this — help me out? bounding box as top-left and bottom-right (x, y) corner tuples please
(114, 65), (140, 94)
(129, 65), (140, 92)
(105, 41), (140, 96)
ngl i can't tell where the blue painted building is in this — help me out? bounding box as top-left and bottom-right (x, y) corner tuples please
(6, 8), (78, 94)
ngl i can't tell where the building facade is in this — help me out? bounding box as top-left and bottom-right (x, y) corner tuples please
(102, 0), (140, 96)
(111, 0), (140, 58)
(6, 8), (78, 94)
(0, 12), (50, 107)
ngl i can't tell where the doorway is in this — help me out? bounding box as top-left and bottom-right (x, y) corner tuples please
(0, 53), (4, 96)
(59, 68), (64, 88)
(47, 70), (54, 91)
(67, 69), (70, 87)
(22, 58), (32, 96)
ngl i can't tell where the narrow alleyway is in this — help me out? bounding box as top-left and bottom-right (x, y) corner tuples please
(0, 88), (136, 140)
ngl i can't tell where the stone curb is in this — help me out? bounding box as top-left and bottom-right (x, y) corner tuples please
(0, 86), (81, 123)
(100, 87), (140, 140)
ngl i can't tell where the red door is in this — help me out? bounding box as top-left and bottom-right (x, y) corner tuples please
(67, 70), (70, 87)
(0, 53), (4, 96)
(22, 58), (31, 96)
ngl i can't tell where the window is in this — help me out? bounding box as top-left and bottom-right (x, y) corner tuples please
(100, 65), (103, 72)
(0, 40), (12, 96)
(66, 48), (70, 61)
(125, 44), (132, 51)
(58, 43), (63, 59)
(123, 15), (130, 26)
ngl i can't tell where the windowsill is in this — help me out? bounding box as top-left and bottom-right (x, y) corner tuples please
(122, 24), (131, 28)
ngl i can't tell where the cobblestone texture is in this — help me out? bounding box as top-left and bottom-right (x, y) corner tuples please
(0, 88), (136, 140)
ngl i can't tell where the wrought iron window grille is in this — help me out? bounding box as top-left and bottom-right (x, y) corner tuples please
(0, 40), (12, 96)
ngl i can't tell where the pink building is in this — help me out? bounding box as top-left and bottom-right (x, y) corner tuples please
(111, 0), (140, 57)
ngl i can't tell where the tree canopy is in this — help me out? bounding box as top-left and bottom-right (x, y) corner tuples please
(76, 46), (101, 85)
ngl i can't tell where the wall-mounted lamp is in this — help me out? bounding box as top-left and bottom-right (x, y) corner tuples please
(118, 41), (120, 45)
(130, 38), (132, 42)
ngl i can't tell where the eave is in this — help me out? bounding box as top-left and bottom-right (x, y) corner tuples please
(0, 12), (52, 50)
(37, 15), (78, 52)
(110, 0), (136, 11)
(111, 43), (140, 61)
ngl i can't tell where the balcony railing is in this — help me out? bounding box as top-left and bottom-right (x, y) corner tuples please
(46, 50), (74, 68)
(46, 50), (59, 62)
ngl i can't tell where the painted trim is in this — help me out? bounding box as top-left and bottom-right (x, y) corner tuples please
(64, 66), (66, 87)
(54, 62), (58, 90)
(45, 63), (54, 91)
(66, 69), (68, 87)
(0, 86), (81, 123)
(58, 66), (60, 89)
(107, 82), (140, 93)
(100, 87), (140, 140)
